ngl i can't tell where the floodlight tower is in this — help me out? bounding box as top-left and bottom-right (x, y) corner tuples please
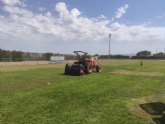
(108, 33), (111, 59)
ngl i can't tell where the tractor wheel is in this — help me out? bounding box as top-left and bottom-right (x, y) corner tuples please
(85, 62), (93, 74)
(65, 64), (71, 75)
(72, 64), (85, 76)
(96, 65), (101, 72)
(79, 64), (85, 76)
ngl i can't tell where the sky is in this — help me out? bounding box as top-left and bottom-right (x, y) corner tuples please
(0, 0), (165, 55)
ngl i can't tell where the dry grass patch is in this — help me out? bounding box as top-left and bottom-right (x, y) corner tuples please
(111, 70), (164, 76)
(127, 94), (165, 124)
(128, 96), (155, 123)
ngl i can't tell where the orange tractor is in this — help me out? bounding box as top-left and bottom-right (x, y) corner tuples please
(65, 51), (101, 75)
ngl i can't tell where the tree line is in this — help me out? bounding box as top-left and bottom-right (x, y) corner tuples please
(0, 49), (75, 62)
(0, 49), (164, 62)
(132, 50), (165, 59)
(99, 50), (165, 59)
(0, 49), (23, 61)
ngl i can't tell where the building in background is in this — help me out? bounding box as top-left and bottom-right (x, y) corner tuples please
(50, 56), (65, 63)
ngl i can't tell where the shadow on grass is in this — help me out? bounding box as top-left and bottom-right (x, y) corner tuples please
(59, 73), (84, 76)
(139, 102), (165, 124)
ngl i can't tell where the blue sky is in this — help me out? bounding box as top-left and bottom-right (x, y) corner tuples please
(0, 0), (165, 54)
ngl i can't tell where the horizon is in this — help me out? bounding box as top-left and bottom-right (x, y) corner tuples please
(0, 0), (165, 54)
(2, 48), (165, 57)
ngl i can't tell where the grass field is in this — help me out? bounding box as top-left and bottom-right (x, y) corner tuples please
(1, 59), (165, 124)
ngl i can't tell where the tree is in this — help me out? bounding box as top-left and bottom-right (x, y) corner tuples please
(11, 51), (23, 61)
(0, 49), (11, 61)
(136, 50), (151, 57)
(93, 54), (99, 57)
(153, 52), (165, 59)
(44, 53), (53, 60)
(153, 52), (165, 57)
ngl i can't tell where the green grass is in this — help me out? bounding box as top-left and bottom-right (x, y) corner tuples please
(1, 60), (165, 124)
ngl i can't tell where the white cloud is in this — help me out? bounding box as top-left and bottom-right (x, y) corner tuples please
(110, 22), (165, 42)
(38, 7), (46, 12)
(98, 14), (107, 19)
(155, 13), (165, 19)
(71, 8), (81, 17)
(55, 2), (69, 17)
(114, 4), (129, 19)
(2, 5), (33, 17)
(0, 2), (164, 54)
(1, 0), (23, 6)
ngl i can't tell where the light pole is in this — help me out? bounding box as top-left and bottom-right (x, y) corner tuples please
(109, 33), (111, 59)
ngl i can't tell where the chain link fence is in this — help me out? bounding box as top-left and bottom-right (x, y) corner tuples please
(0, 58), (51, 66)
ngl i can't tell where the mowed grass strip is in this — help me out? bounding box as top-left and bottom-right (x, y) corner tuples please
(1, 60), (165, 124)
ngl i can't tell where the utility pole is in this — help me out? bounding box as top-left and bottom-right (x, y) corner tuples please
(156, 48), (158, 54)
(10, 51), (12, 62)
(109, 33), (111, 59)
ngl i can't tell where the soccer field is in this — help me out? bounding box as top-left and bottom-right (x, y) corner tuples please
(1, 59), (165, 124)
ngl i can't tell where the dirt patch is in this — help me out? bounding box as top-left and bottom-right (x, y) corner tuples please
(128, 96), (154, 123)
(127, 95), (165, 124)
(111, 70), (164, 76)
